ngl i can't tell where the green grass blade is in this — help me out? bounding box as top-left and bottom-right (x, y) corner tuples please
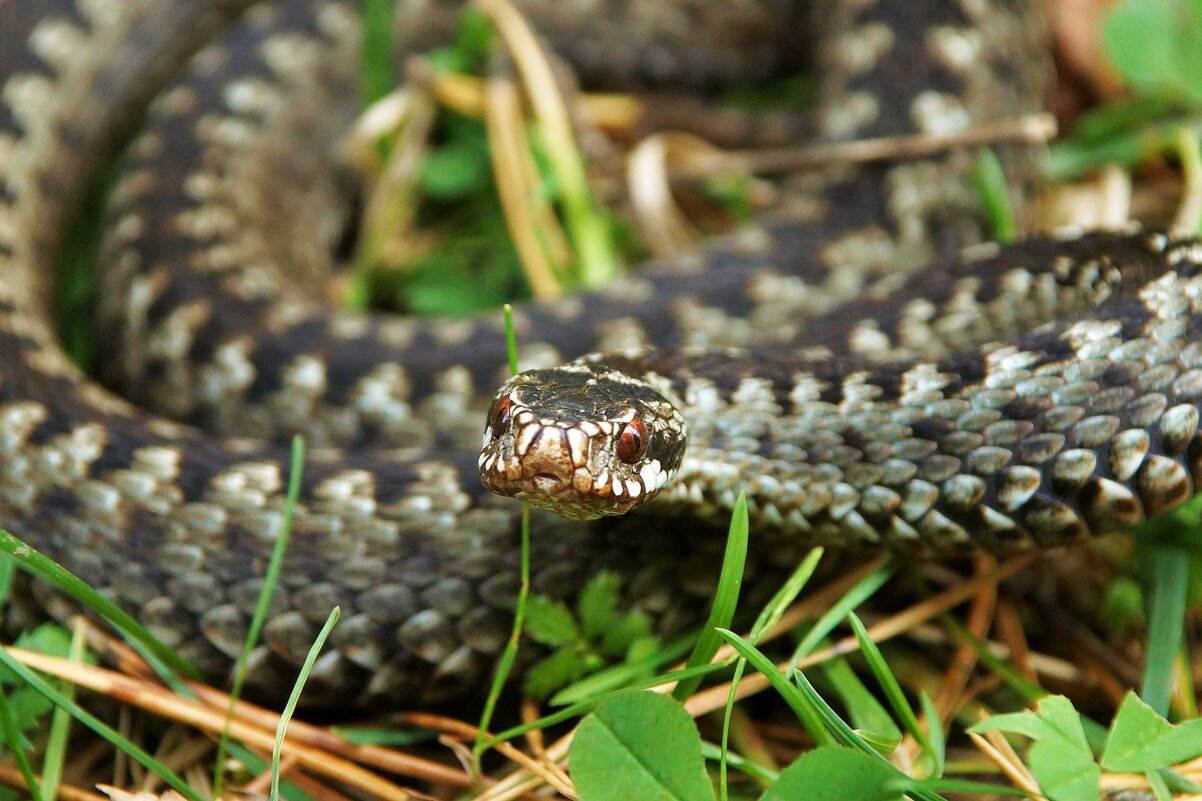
(0, 648), (203, 801)
(0, 555), (14, 607)
(847, 612), (937, 770)
(971, 147), (1016, 242)
(1174, 126), (1202, 235)
(914, 776), (1029, 797)
(748, 548), (823, 642)
(476, 304), (532, 765)
(720, 547), (824, 800)
(523, 103), (618, 287)
(1147, 768), (1173, 801)
(271, 607), (341, 801)
(475, 502), (530, 766)
(40, 623), (85, 801)
(791, 671), (945, 801)
(792, 670), (878, 755)
(674, 492), (748, 700)
(917, 691), (946, 778)
(1177, 649), (1198, 718)
(214, 434), (305, 800)
(720, 659), (750, 801)
(483, 658), (724, 750)
(1047, 117), (1192, 181)
(229, 743), (314, 801)
(1140, 542), (1189, 716)
(716, 628), (831, 746)
(700, 741), (779, 784)
(788, 559), (896, 669)
(820, 658), (901, 754)
(0, 687), (42, 801)
(0, 531), (196, 679)
(360, 0), (394, 109)
(503, 303), (520, 374)
(549, 633), (698, 707)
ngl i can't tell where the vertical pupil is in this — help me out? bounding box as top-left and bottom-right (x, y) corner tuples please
(618, 419), (647, 463)
(491, 399), (511, 434)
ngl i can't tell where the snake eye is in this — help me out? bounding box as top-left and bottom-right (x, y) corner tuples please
(616, 416), (648, 464)
(489, 396), (513, 437)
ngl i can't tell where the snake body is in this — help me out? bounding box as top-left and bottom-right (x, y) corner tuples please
(2, 0), (1200, 705)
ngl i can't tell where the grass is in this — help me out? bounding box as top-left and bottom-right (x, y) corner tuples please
(10, 0), (1202, 800)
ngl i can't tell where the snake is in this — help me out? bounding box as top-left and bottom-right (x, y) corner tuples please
(2, 0), (1199, 706)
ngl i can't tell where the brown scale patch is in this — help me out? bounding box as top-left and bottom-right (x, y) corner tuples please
(1108, 429), (1150, 482)
(1079, 476), (1143, 532)
(1138, 455), (1192, 518)
(1160, 404), (1200, 456)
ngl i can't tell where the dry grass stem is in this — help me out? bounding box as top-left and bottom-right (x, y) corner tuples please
(993, 599), (1038, 686)
(0, 763), (106, 801)
(484, 74), (567, 296)
(626, 133), (704, 256)
(968, 729), (1045, 799)
(670, 113), (1057, 179)
(3, 648), (427, 801)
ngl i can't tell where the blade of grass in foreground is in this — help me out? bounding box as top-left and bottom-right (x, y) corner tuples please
(475, 303), (531, 767)
(848, 611), (941, 775)
(791, 671), (945, 801)
(271, 607), (341, 801)
(0, 648), (203, 801)
(719, 548), (824, 801)
(716, 628), (831, 747)
(788, 558), (895, 669)
(213, 435), (306, 800)
(1141, 541), (1189, 716)
(39, 623), (85, 801)
(674, 492), (748, 701)
(0, 531), (195, 679)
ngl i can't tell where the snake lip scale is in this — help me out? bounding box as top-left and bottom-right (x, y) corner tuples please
(3, 0), (1202, 704)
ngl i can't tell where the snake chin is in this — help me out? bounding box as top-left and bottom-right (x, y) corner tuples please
(477, 358), (688, 518)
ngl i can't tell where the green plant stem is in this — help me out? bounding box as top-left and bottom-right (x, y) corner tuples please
(214, 435), (305, 800)
(474, 304), (530, 769)
(674, 492), (748, 701)
(503, 303), (520, 374)
(271, 607), (341, 801)
(474, 503), (530, 770)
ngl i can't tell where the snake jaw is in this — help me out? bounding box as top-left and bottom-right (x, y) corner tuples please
(479, 358), (688, 518)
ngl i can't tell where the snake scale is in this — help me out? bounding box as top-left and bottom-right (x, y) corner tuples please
(2, 0), (1199, 705)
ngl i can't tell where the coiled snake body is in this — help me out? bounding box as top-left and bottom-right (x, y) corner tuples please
(2, 0), (1200, 704)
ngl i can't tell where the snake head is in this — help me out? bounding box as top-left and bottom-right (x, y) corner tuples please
(478, 357), (687, 519)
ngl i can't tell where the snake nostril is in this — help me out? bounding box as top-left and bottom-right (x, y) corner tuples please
(534, 472), (566, 489)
